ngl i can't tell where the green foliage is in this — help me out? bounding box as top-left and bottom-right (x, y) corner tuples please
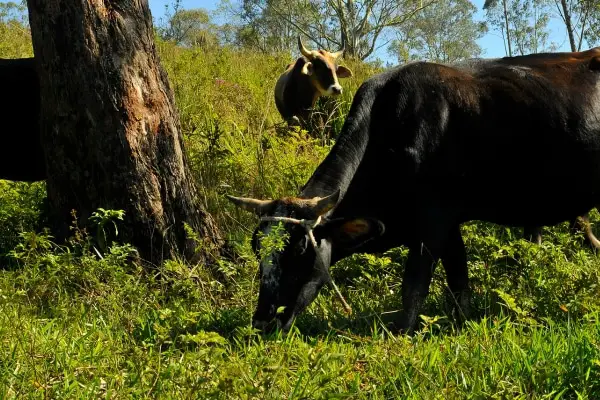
(156, 0), (220, 48)
(0, 181), (46, 262)
(233, 0), (439, 60)
(88, 208), (125, 253)
(483, 0), (556, 56)
(256, 222), (289, 264)
(1, 213), (600, 397)
(0, 1), (32, 58)
(391, 0), (488, 63)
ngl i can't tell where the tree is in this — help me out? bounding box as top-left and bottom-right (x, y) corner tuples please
(551, 0), (598, 51)
(585, 1), (600, 46)
(484, 0), (556, 56)
(0, 1), (32, 58)
(157, 0), (219, 48)
(390, 0), (487, 64)
(25, 1), (221, 265)
(230, 0), (438, 60)
(233, 0), (311, 53)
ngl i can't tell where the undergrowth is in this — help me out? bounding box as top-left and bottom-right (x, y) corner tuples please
(0, 208), (599, 398)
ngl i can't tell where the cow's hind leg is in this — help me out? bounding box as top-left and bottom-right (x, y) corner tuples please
(570, 212), (600, 250)
(441, 226), (470, 327)
(523, 226), (543, 245)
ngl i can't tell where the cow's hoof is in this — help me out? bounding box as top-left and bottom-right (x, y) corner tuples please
(382, 311), (416, 336)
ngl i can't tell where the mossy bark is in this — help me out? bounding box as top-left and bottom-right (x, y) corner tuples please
(25, 0), (221, 265)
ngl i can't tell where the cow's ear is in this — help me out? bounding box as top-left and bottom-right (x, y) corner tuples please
(336, 65), (353, 78)
(316, 217), (384, 250)
(301, 62), (313, 76)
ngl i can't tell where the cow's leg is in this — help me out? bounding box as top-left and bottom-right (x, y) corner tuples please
(570, 212), (600, 250)
(523, 226), (543, 245)
(397, 246), (440, 335)
(396, 215), (457, 335)
(441, 226), (470, 326)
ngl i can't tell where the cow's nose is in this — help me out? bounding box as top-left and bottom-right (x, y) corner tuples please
(331, 85), (342, 95)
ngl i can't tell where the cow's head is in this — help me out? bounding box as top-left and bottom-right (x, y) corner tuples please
(297, 36), (353, 96)
(226, 190), (384, 332)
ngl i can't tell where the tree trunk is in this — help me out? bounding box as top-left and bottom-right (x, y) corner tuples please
(25, 0), (221, 266)
(559, 0), (577, 52)
(502, 0), (513, 57)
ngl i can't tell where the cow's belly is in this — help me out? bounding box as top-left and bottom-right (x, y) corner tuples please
(446, 173), (600, 227)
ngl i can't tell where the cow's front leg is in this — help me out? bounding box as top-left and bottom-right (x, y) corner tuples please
(397, 244), (441, 334)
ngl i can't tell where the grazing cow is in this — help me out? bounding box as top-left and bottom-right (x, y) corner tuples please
(227, 47), (600, 334)
(274, 37), (353, 126)
(0, 57), (45, 182)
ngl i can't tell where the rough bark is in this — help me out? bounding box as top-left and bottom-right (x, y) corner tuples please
(25, 0), (221, 265)
(559, 0), (577, 52)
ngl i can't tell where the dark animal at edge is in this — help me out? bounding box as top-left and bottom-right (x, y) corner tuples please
(0, 57), (45, 182)
(228, 47), (600, 334)
(274, 37), (353, 126)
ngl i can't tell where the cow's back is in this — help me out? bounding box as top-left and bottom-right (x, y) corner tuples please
(334, 52), (600, 230)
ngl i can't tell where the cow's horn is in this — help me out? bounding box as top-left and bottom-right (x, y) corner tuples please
(330, 36), (345, 59)
(330, 45), (345, 59)
(298, 36), (313, 59)
(226, 195), (274, 215)
(312, 189), (341, 216)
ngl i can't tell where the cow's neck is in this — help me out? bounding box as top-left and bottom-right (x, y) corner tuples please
(300, 108), (370, 204)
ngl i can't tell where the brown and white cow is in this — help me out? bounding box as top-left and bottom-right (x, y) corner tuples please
(274, 37), (353, 126)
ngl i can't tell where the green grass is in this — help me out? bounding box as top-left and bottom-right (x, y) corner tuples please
(0, 29), (599, 399)
(0, 222), (599, 398)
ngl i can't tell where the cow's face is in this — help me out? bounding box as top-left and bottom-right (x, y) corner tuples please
(226, 191), (384, 332)
(298, 37), (353, 96)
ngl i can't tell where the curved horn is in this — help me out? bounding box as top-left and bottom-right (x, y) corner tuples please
(311, 189), (341, 216)
(298, 35), (312, 59)
(225, 194), (275, 215)
(330, 45), (345, 59)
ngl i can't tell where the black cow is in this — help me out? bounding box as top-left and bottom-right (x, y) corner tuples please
(228, 48), (600, 334)
(0, 57), (45, 182)
(274, 37), (353, 126)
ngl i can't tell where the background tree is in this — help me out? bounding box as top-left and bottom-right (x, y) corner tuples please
(584, 1), (600, 46)
(226, 0), (438, 60)
(157, 0), (219, 48)
(483, 0), (555, 56)
(390, 0), (487, 63)
(551, 0), (598, 51)
(0, 1), (32, 58)
(233, 0), (314, 53)
(25, 0), (221, 265)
